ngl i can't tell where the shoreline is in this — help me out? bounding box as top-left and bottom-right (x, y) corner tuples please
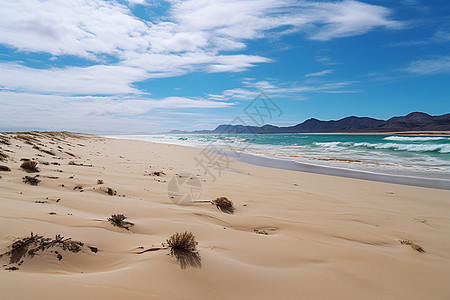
(226, 150), (450, 190)
(102, 131), (450, 136)
(106, 134), (450, 190)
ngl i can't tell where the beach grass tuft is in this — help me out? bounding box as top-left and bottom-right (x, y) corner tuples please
(166, 231), (198, 252)
(166, 232), (201, 269)
(107, 214), (134, 230)
(0, 150), (8, 161)
(211, 197), (235, 214)
(20, 161), (39, 173)
(0, 165), (11, 172)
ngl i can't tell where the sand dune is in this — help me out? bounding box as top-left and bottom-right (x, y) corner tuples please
(1, 132), (450, 299)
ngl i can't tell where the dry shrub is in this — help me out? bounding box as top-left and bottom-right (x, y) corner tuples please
(166, 231), (198, 252)
(211, 197), (235, 214)
(97, 179), (104, 184)
(106, 187), (117, 196)
(107, 214), (134, 230)
(0, 137), (11, 145)
(15, 134), (37, 145)
(134, 231), (201, 269)
(400, 239), (425, 253)
(151, 171), (165, 176)
(23, 176), (40, 186)
(20, 161), (39, 173)
(69, 161), (93, 167)
(1, 233), (85, 264)
(166, 231), (201, 269)
(0, 165), (11, 172)
(0, 150), (8, 162)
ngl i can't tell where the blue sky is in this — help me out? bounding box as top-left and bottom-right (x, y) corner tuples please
(0, 0), (449, 133)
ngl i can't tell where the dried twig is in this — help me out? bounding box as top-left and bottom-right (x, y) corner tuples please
(400, 239), (425, 253)
(1, 233), (89, 264)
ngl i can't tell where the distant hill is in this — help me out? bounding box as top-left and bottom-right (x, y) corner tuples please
(170, 112), (450, 134)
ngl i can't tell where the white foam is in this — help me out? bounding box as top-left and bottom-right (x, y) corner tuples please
(353, 142), (450, 153)
(384, 136), (448, 141)
(104, 134), (450, 177)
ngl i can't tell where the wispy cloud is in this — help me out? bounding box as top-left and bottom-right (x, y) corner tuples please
(314, 55), (340, 65)
(386, 27), (450, 47)
(0, 63), (147, 94)
(0, 90), (233, 132)
(403, 56), (450, 75)
(305, 69), (333, 77)
(208, 78), (358, 101)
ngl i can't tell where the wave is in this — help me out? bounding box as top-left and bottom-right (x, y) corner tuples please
(313, 141), (450, 153)
(353, 142), (450, 153)
(384, 136), (448, 142)
(106, 134), (450, 178)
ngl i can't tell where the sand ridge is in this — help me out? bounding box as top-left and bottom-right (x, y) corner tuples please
(1, 132), (450, 299)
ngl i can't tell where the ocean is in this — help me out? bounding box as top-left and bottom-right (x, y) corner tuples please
(107, 134), (450, 180)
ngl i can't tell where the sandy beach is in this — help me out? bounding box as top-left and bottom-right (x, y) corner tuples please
(1, 132), (450, 299)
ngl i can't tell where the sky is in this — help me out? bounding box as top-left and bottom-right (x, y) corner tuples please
(0, 0), (449, 133)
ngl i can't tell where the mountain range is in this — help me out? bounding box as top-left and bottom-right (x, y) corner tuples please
(170, 112), (450, 134)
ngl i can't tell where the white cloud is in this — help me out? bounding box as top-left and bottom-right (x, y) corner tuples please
(207, 55), (271, 73)
(403, 56), (450, 75)
(209, 78), (358, 101)
(305, 69), (333, 77)
(0, 0), (403, 131)
(0, 0), (403, 60)
(0, 0), (149, 59)
(170, 0), (403, 42)
(0, 0), (403, 92)
(314, 55), (340, 65)
(127, 0), (147, 4)
(302, 0), (403, 41)
(0, 63), (147, 94)
(386, 27), (450, 47)
(0, 91), (233, 132)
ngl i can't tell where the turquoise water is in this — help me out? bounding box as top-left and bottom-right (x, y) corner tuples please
(107, 134), (450, 179)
